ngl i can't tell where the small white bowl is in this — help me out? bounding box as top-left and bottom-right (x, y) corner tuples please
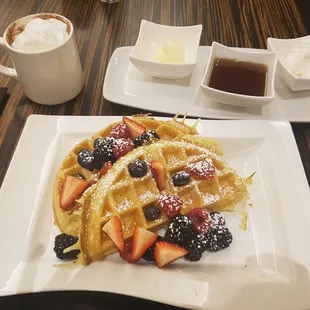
(200, 42), (277, 109)
(267, 35), (310, 91)
(129, 20), (202, 79)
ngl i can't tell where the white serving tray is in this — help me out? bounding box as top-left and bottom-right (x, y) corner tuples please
(103, 47), (310, 122)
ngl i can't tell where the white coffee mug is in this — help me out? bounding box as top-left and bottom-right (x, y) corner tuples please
(0, 13), (84, 105)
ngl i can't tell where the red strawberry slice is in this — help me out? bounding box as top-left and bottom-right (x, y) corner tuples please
(110, 123), (130, 139)
(188, 208), (213, 233)
(132, 227), (158, 261)
(150, 161), (166, 191)
(123, 117), (146, 140)
(157, 193), (183, 217)
(60, 175), (89, 209)
(99, 161), (113, 179)
(119, 238), (136, 263)
(102, 216), (124, 251)
(112, 138), (134, 159)
(154, 241), (188, 268)
(185, 158), (215, 180)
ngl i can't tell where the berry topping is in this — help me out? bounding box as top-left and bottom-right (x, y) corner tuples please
(185, 158), (215, 180)
(150, 161), (166, 191)
(188, 208), (212, 233)
(132, 227), (158, 261)
(128, 159), (148, 178)
(122, 116), (146, 140)
(144, 206), (161, 221)
(77, 149), (97, 171)
(157, 193), (183, 217)
(60, 175), (89, 209)
(154, 241), (188, 268)
(93, 137), (116, 163)
(119, 238), (135, 263)
(142, 236), (164, 262)
(53, 233), (80, 260)
(185, 248), (202, 262)
(72, 173), (85, 180)
(102, 216), (124, 251)
(205, 226), (233, 252)
(184, 234), (208, 255)
(172, 171), (190, 187)
(112, 138), (134, 159)
(99, 161), (113, 179)
(109, 123), (130, 139)
(164, 214), (194, 246)
(210, 212), (226, 226)
(133, 130), (160, 148)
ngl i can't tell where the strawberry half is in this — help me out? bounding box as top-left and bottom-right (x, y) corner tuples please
(154, 241), (188, 268)
(150, 161), (166, 191)
(60, 175), (89, 209)
(99, 161), (113, 179)
(122, 117), (146, 140)
(102, 216), (124, 251)
(132, 227), (158, 261)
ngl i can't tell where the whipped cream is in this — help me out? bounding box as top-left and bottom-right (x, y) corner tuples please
(153, 39), (185, 63)
(12, 18), (69, 53)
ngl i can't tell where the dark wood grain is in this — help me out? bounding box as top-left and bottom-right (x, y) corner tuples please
(0, 0), (310, 309)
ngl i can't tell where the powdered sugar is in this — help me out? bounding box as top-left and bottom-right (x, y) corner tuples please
(185, 158), (215, 180)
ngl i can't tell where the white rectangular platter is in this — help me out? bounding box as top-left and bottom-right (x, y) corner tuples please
(0, 115), (310, 310)
(103, 47), (310, 122)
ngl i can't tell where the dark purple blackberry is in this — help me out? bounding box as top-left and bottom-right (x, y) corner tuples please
(133, 130), (160, 148)
(205, 225), (233, 252)
(77, 149), (96, 171)
(142, 236), (163, 262)
(128, 159), (148, 177)
(185, 248), (202, 262)
(172, 171), (190, 187)
(144, 205), (161, 221)
(185, 234), (208, 254)
(210, 212), (226, 226)
(53, 233), (80, 260)
(93, 137), (116, 162)
(72, 173), (85, 180)
(164, 214), (194, 246)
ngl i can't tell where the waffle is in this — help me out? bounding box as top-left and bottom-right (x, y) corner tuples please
(78, 141), (250, 265)
(53, 116), (222, 236)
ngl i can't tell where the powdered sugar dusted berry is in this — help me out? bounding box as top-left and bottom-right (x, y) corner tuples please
(109, 123), (130, 139)
(210, 212), (226, 226)
(205, 225), (233, 252)
(185, 158), (215, 180)
(188, 208), (212, 233)
(157, 193), (183, 217)
(112, 138), (134, 159)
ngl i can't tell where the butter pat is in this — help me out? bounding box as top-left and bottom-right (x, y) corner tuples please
(153, 39), (185, 63)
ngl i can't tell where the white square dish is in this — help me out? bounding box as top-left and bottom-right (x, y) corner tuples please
(0, 116), (310, 310)
(200, 42), (277, 108)
(129, 20), (202, 79)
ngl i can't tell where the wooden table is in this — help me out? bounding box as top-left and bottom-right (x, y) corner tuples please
(0, 0), (309, 309)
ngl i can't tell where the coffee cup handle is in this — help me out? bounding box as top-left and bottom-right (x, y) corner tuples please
(0, 37), (18, 79)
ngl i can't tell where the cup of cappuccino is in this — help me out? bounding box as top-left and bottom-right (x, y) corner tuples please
(0, 13), (84, 105)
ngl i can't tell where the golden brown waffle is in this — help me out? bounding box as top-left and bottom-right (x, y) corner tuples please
(79, 141), (249, 265)
(53, 116), (222, 236)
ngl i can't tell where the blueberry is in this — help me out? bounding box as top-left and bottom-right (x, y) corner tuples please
(133, 130), (160, 148)
(128, 159), (148, 177)
(77, 149), (96, 171)
(93, 137), (116, 162)
(205, 226), (233, 252)
(210, 212), (226, 226)
(72, 173), (85, 180)
(144, 206), (161, 221)
(172, 171), (190, 186)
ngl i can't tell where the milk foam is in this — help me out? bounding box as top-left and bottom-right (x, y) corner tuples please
(12, 18), (69, 53)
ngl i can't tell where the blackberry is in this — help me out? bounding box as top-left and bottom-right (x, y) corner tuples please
(144, 205), (161, 221)
(128, 159), (148, 177)
(205, 226), (233, 252)
(142, 236), (163, 262)
(93, 137), (116, 162)
(77, 149), (96, 171)
(53, 233), (80, 260)
(185, 248), (202, 262)
(185, 234), (208, 254)
(164, 214), (194, 246)
(172, 171), (190, 187)
(210, 212), (226, 226)
(133, 130), (160, 148)
(72, 173), (85, 180)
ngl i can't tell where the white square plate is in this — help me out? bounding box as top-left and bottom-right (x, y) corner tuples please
(1, 116), (310, 310)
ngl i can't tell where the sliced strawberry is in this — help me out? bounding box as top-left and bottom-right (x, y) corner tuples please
(119, 238), (136, 263)
(157, 193), (183, 217)
(150, 161), (166, 191)
(122, 117), (146, 140)
(185, 158), (215, 180)
(132, 227), (158, 261)
(60, 175), (89, 209)
(154, 241), (188, 268)
(99, 161), (113, 179)
(102, 216), (124, 251)
(109, 123), (130, 139)
(112, 138), (134, 159)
